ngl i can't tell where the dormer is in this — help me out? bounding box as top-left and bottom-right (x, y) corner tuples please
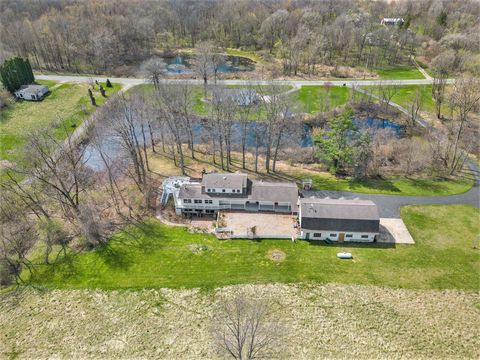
(201, 173), (248, 195)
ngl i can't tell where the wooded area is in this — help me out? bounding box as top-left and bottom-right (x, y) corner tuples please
(0, 0), (478, 76)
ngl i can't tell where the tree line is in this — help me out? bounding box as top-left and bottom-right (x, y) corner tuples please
(0, 0), (478, 75)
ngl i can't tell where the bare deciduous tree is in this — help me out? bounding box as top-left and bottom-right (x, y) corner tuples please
(432, 75), (447, 119)
(408, 88), (423, 131)
(140, 57), (166, 90)
(377, 81), (399, 111)
(213, 294), (283, 360)
(446, 77), (480, 173)
(194, 41), (215, 96)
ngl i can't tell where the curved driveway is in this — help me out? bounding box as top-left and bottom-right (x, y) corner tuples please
(303, 163), (480, 218)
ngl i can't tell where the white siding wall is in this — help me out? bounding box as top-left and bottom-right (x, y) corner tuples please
(206, 187), (242, 194)
(301, 229), (376, 242)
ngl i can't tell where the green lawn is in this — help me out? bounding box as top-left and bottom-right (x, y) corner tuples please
(35, 79), (59, 88)
(134, 84), (292, 119)
(287, 169), (473, 196)
(291, 86), (351, 113)
(364, 84), (437, 113)
(0, 82), (121, 169)
(225, 48), (263, 63)
(27, 204), (479, 290)
(375, 66), (425, 80)
(362, 84), (453, 117)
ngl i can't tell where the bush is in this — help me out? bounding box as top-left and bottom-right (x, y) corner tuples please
(0, 259), (14, 286)
(0, 89), (13, 109)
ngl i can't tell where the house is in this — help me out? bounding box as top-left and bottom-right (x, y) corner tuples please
(14, 84), (49, 101)
(212, 88), (258, 106)
(174, 172), (299, 216)
(298, 198), (380, 242)
(381, 18), (404, 26)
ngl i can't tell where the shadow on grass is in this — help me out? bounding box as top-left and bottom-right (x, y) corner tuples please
(97, 222), (167, 269)
(346, 177), (401, 193)
(307, 240), (396, 249)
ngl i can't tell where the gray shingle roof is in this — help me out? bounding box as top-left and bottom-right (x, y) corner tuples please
(17, 84), (49, 95)
(300, 198), (380, 233)
(201, 173), (248, 189)
(179, 175), (299, 211)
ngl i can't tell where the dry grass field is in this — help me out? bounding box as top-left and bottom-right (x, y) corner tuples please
(1, 284), (478, 359)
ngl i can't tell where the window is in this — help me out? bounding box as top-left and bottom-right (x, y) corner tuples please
(361, 234), (369, 239)
(329, 233), (337, 237)
(211, 189), (216, 192)
(205, 200), (213, 204)
(345, 234), (353, 238)
(313, 233), (322, 238)
(194, 199), (202, 204)
(222, 189), (226, 193)
(183, 199), (191, 204)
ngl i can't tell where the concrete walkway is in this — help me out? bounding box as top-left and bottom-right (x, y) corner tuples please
(412, 56), (432, 80)
(378, 218), (415, 244)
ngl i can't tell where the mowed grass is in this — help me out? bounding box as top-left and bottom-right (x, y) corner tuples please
(287, 168), (473, 196)
(28, 205), (479, 290)
(365, 84), (438, 113)
(134, 84), (293, 119)
(0, 82), (121, 167)
(375, 66), (425, 80)
(225, 48), (263, 63)
(291, 86), (351, 113)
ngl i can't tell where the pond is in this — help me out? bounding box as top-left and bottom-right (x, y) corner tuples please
(163, 55), (256, 74)
(83, 116), (402, 171)
(353, 116), (405, 136)
(83, 120), (309, 171)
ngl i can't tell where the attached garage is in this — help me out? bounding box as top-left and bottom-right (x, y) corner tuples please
(299, 198), (380, 242)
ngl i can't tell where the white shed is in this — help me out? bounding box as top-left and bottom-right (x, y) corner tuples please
(14, 84), (50, 101)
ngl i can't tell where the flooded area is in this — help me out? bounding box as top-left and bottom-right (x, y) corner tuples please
(163, 55), (256, 74)
(83, 115), (402, 171)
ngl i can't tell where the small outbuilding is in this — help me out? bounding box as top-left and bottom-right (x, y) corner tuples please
(298, 198), (380, 242)
(381, 18), (404, 26)
(212, 88), (258, 106)
(14, 84), (49, 101)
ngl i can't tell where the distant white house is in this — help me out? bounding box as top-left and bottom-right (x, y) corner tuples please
(381, 18), (404, 26)
(212, 88), (258, 106)
(14, 84), (49, 101)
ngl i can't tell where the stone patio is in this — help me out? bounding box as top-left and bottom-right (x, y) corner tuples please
(218, 212), (296, 239)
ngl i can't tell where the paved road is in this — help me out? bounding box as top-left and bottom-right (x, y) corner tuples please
(36, 74), (455, 87)
(303, 163), (480, 218)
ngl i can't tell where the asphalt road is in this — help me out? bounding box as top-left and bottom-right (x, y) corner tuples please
(36, 74), (455, 88)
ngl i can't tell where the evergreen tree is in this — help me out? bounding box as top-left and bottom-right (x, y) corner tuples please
(106, 79), (112, 88)
(314, 107), (358, 174)
(88, 88), (96, 106)
(0, 57), (35, 93)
